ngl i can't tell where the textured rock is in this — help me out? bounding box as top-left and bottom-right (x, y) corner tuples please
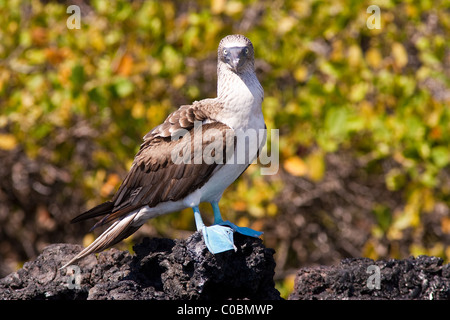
(0, 232), (280, 300)
(290, 256), (450, 300)
(2, 231), (448, 300)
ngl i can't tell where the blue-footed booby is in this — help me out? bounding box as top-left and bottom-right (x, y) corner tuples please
(62, 35), (265, 268)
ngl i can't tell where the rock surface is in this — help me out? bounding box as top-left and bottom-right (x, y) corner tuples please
(1, 231), (449, 300)
(290, 256), (450, 300)
(0, 232), (280, 300)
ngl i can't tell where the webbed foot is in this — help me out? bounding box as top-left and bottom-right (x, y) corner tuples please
(193, 206), (236, 254)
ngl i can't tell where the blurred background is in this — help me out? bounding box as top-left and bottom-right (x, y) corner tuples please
(0, 0), (449, 298)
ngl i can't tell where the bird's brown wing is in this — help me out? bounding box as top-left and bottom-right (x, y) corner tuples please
(71, 101), (234, 229)
(63, 111), (235, 268)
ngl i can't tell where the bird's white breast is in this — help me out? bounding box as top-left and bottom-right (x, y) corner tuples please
(198, 70), (265, 203)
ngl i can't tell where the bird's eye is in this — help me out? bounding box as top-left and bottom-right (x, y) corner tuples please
(223, 49), (227, 55)
(244, 48), (249, 54)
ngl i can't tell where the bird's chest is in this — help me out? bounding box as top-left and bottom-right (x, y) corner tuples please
(220, 91), (264, 132)
(199, 105), (266, 203)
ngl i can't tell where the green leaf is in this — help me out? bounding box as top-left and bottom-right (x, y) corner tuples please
(372, 205), (393, 233)
(70, 64), (85, 96)
(431, 146), (449, 168)
(113, 78), (134, 98)
(325, 107), (348, 137)
(70, 64), (85, 86)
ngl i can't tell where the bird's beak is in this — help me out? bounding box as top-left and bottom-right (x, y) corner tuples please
(225, 47), (247, 72)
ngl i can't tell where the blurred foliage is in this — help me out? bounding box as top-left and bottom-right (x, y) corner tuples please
(0, 0), (449, 298)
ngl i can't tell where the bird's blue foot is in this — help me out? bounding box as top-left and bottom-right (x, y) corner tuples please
(192, 204), (263, 254)
(211, 202), (263, 238)
(202, 224), (236, 254)
(193, 206), (236, 254)
(217, 220), (264, 238)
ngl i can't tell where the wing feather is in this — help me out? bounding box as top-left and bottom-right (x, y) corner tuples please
(71, 100), (231, 232)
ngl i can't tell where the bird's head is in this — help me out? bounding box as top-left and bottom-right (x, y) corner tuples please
(218, 34), (254, 74)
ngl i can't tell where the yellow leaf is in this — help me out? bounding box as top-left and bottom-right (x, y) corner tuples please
(330, 40), (343, 61)
(347, 44), (362, 68)
(58, 64), (72, 85)
(349, 82), (369, 102)
(292, 2), (312, 18)
(248, 204), (265, 218)
(149, 59), (162, 75)
(172, 74), (186, 89)
(232, 200), (247, 211)
(360, 101), (374, 119)
(365, 47), (382, 68)
(250, 219), (264, 234)
(277, 16), (297, 34)
(225, 1), (243, 16)
(306, 151), (325, 182)
(387, 211), (404, 240)
(31, 26), (48, 46)
(392, 42), (408, 68)
(294, 65), (308, 82)
(115, 53), (133, 76)
(266, 203), (278, 216)
(237, 216), (249, 228)
(284, 156), (308, 177)
(409, 244), (427, 257)
(89, 30), (106, 52)
(83, 233), (95, 247)
(441, 217), (450, 234)
(131, 101), (145, 119)
(422, 189), (435, 213)
(45, 47), (70, 65)
(146, 102), (167, 126)
(405, 4), (418, 17)
(211, 0), (226, 14)
(100, 173), (121, 197)
(0, 69), (8, 92)
(0, 134), (17, 150)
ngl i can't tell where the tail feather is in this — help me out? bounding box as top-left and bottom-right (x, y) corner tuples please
(61, 212), (141, 269)
(71, 201), (115, 224)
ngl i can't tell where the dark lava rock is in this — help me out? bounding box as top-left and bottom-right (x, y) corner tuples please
(290, 256), (450, 300)
(0, 232), (280, 300)
(2, 231), (448, 300)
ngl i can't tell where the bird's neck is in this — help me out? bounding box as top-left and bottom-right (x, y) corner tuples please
(216, 62), (264, 131)
(217, 62), (263, 109)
